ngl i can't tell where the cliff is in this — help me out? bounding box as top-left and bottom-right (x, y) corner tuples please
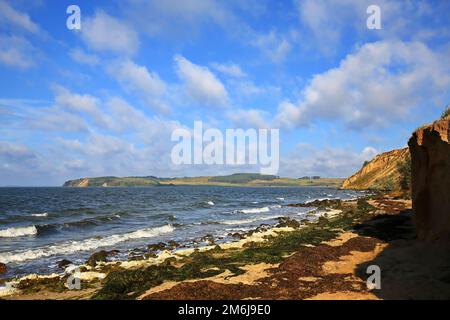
(342, 148), (410, 190)
(63, 177), (160, 187)
(408, 118), (450, 241)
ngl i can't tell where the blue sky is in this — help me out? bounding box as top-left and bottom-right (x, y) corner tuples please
(0, 0), (449, 186)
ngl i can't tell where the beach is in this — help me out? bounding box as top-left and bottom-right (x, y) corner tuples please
(3, 190), (448, 300)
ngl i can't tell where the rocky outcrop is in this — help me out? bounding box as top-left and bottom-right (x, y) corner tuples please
(408, 118), (450, 241)
(342, 148), (410, 190)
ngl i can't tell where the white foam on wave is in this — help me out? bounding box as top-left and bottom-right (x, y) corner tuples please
(0, 226), (38, 238)
(221, 215), (282, 225)
(240, 207), (270, 214)
(0, 224), (175, 264)
(31, 212), (48, 217)
(276, 197), (285, 201)
(206, 201), (215, 206)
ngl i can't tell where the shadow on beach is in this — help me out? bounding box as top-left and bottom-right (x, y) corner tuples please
(353, 208), (450, 299)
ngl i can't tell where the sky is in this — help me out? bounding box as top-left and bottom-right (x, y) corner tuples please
(0, 0), (449, 186)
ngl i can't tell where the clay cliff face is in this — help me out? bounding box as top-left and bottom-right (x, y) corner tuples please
(342, 148), (410, 190)
(408, 118), (450, 241)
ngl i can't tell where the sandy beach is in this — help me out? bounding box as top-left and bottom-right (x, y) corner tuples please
(3, 192), (448, 300)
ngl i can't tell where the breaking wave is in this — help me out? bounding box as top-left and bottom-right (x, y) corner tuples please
(0, 224), (175, 264)
(0, 226), (38, 238)
(239, 207), (270, 214)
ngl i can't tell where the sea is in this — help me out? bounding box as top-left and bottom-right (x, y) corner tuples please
(0, 186), (367, 278)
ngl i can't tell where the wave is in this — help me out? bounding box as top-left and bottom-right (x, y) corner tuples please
(0, 226), (38, 238)
(0, 224), (175, 264)
(206, 201), (215, 206)
(31, 212), (48, 217)
(239, 207), (270, 214)
(220, 215), (283, 225)
(276, 197), (285, 201)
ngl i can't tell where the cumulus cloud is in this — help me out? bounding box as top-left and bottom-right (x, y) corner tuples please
(252, 31), (293, 63)
(174, 55), (229, 107)
(226, 108), (269, 128)
(52, 86), (116, 130)
(107, 59), (169, 113)
(0, 0), (40, 34)
(69, 48), (99, 66)
(0, 142), (36, 162)
(210, 62), (246, 77)
(0, 35), (37, 69)
(274, 40), (450, 129)
(81, 11), (139, 55)
(1, 88), (186, 184)
(280, 144), (378, 178)
(295, 0), (450, 54)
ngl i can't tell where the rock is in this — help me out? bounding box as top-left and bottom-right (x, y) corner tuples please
(147, 242), (167, 252)
(167, 240), (180, 249)
(276, 217), (301, 228)
(87, 250), (119, 267)
(57, 259), (72, 269)
(342, 148), (410, 190)
(229, 232), (245, 239)
(200, 234), (215, 245)
(408, 118), (450, 241)
(0, 262), (6, 274)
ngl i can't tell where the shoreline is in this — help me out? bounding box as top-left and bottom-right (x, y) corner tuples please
(3, 192), (449, 300)
(0, 196), (364, 299)
(0, 198), (347, 298)
(0, 191), (363, 279)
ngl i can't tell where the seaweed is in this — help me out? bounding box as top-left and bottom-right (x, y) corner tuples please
(93, 197), (377, 300)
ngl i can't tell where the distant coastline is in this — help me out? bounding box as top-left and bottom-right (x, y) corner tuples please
(62, 173), (344, 188)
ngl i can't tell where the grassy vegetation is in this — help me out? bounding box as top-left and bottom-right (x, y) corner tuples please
(93, 198), (375, 300)
(208, 173), (277, 184)
(397, 155), (411, 191)
(441, 105), (450, 120)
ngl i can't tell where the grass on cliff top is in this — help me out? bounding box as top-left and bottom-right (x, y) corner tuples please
(93, 198), (375, 300)
(441, 105), (450, 120)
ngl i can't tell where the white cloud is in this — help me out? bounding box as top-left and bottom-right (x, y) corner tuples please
(0, 142), (36, 162)
(0, 35), (36, 69)
(69, 48), (99, 66)
(0, 1), (40, 34)
(274, 40), (450, 129)
(280, 144), (378, 178)
(211, 62), (246, 77)
(226, 108), (269, 128)
(53, 86), (116, 130)
(122, 0), (254, 39)
(107, 59), (169, 113)
(174, 55), (228, 107)
(252, 31), (292, 63)
(294, 0), (449, 54)
(81, 11), (139, 55)
(32, 108), (89, 133)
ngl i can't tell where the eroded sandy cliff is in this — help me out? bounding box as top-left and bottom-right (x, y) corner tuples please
(408, 118), (450, 241)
